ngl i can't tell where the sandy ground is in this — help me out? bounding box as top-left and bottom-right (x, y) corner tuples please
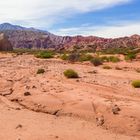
(0, 53), (140, 140)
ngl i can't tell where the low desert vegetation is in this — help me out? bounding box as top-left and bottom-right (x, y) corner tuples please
(64, 69), (79, 78)
(132, 80), (140, 88)
(90, 57), (103, 66)
(60, 53), (93, 62)
(60, 54), (69, 60)
(100, 47), (135, 55)
(35, 51), (54, 59)
(37, 68), (45, 74)
(67, 53), (80, 62)
(78, 54), (93, 62)
(101, 56), (120, 63)
(125, 53), (136, 61)
(108, 56), (120, 63)
(103, 65), (112, 69)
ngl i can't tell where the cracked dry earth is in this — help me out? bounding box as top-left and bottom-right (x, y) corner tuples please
(0, 53), (140, 140)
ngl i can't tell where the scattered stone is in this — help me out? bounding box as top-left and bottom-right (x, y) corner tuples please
(24, 92), (31, 96)
(32, 85), (36, 89)
(11, 98), (19, 102)
(15, 107), (21, 110)
(55, 136), (59, 139)
(25, 85), (30, 90)
(88, 70), (97, 74)
(96, 115), (104, 126)
(16, 124), (22, 129)
(112, 104), (121, 115)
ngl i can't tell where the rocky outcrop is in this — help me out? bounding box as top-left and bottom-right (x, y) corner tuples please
(62, 35), (140, 51)
(0, 33), (13, 51)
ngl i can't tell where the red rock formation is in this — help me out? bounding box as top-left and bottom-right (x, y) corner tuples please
(1, 27), (140, 51)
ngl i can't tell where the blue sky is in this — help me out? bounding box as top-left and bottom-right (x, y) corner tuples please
(0, 0), (140, 37)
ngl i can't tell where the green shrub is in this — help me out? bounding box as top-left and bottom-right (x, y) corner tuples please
(90, 57), (103, 66)
(37, 68), (45, 74)
(79, 54), (93, 62)
(68, 53), (80, 63)
(101, 56), (110, 62)
(60, 54), (69, 60)
(64, 69), (79, 78)
(103, 65), (112, 69)
(125, 53), (136, 61)
(35, 51), (54, 59)
(100, 47), (135, 55)
(101, 56), (120, 63)
(108, 56), (120, 63)
(132, 80), (140, 88)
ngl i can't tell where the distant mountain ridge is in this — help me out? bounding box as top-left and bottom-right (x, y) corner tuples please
(0, 23), (48, 33)
(0, 23), (140, 51)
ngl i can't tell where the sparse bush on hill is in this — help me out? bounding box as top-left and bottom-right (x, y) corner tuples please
(64, 69), (79, 78)
(67, 53), (80, 63)
(132, 80), (140, 88)
(79, 54), (93, 62)
(35, 51), (54, 59)
(108, 56), (120, 63)
(100, 47), (135, 55)
(125, 53), (136, 61)
(101, 56), (110, 62)
(37, 68), (45, 74)
(61, 53), (93, 62)
(90, 57), (103, 66)
(101, 56), (120, 63)
(60, 54), (69, 60)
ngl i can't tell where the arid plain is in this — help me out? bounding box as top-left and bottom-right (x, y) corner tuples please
(0, 52), (139, 140)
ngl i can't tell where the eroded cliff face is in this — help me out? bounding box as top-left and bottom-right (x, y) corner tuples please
(1, 28), (140, 51)
(0, 33), (13, 51)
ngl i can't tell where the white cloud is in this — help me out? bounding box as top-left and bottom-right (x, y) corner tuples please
(52, 21), (140, 38)
(0, 0), (132, 28)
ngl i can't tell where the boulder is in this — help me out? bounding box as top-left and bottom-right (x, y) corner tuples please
(0, 33), (13, 51)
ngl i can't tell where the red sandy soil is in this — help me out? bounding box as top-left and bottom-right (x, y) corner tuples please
(0, 53), (140, 140)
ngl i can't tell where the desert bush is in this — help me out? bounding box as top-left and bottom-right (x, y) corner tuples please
(67, 53), (80, 63)
(100, 47), (135, 55)
(101, 56), (110, 62)
(64, 69), (79, 78)
(35, 51), (54, 59)
(37, 68), (45, 74)
(108, 56), (120, 63)
(90, 57), (103, 66)
(79, 54), (93, 62)
(125, 53), (136, 61)
(103, 65), (112, 69)
(132, 80), (140, 88)
(101, 56), (120, 63)
(60, 54), (69, 60)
